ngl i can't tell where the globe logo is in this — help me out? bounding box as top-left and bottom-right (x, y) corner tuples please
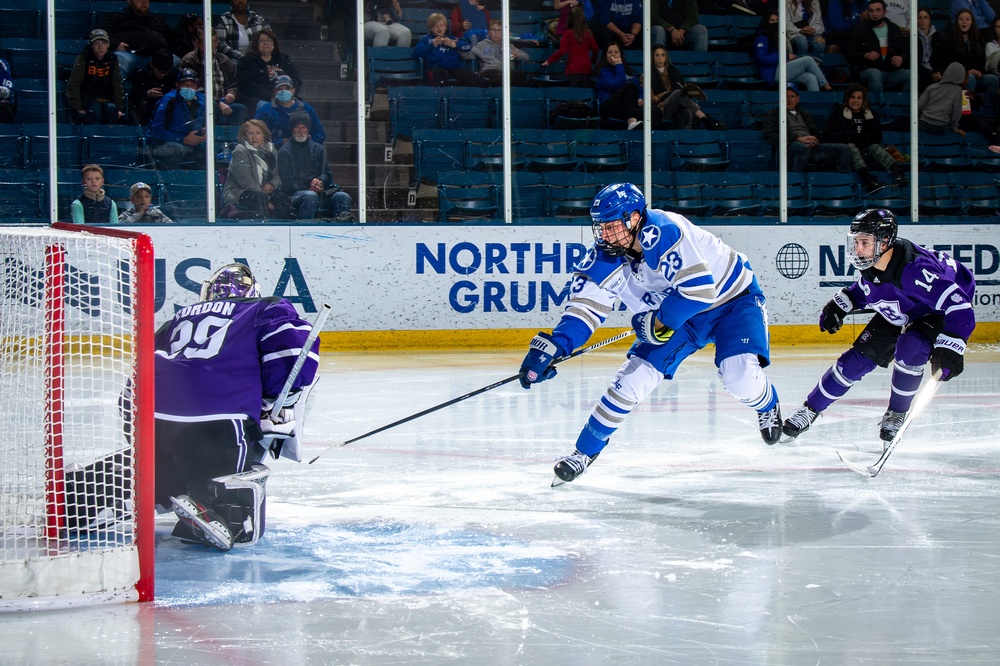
(775, 243), (809, 279)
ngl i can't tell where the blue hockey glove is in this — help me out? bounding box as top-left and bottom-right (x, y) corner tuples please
(819, 289), (854, 334)
(519, 332), (560, 389)
(930, 346), (964, 381)
(632, 311), (674, 345)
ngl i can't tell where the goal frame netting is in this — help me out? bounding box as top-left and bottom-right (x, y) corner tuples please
(0, 222), (155, 610)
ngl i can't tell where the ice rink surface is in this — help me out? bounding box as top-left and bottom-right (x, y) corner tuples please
(4, 341), (1000, 665)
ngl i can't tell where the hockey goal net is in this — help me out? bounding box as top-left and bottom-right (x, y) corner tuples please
(0, 222), (154, 610)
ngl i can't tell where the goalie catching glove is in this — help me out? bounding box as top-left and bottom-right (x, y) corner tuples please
(631, 311), (674, 345)
(819, 289), (854, 334)
(519, 332), (562, 389)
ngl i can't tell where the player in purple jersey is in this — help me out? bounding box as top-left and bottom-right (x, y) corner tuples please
(782, 208), (976, 445)
(154, 263), (320, 551)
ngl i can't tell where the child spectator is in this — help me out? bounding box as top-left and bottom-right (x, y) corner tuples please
(543, 6), (600, 87)
(118, 181), (173, 223)
(472, 19), (530, 86)
(413, 13), (477, 86)
(0, 57), (15, 124)
(451, 0), (491, 45)
(67, 29), (125, 125)
(71, 164), (118, 224)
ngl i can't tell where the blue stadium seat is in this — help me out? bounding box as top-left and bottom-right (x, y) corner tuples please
(542, 171), (604, 219)
(22, 122), (84, 169)
(722, 129), (772, 171)
(572, 129), (630, 172)
(808, 171), (860, 216)
(0, 168), (44, 218)
(0, 9), (42, 39)
(950, 171), (1000, 215)
(437, 171), (499, 222)
(388, 86), (441, 141)
(917, 172), (962, 216)
(757, 172), (813, 216)
(80, 124), (144, 168)
(919, 133), (971, 171)
(0, 125), (23, 169)
(697, 89), (742, 130)
(464, 128), (524, 171)
(520, 129), (577, 172)
(663, 129), (730, 171)
(442, 87), (493, 130)
(411, 128), (465, 185)
(652, 171), (712, 217)
(702, 172), (763, 217)
(498, 87), (547, 129)
(366, 46), (423, 102)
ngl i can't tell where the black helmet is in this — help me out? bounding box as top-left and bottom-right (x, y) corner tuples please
(847, 207), (897, 270)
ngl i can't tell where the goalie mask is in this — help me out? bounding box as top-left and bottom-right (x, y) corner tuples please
(847, 208), (897, 270)
(590, 183), (646, 257)
(200, 263), (261, 301)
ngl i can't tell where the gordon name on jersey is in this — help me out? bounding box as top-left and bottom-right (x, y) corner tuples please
(564, 209), (758, 337)
(154, 297), (319, 423)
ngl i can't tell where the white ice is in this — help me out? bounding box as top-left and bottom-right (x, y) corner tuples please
(4, 339), (1000, 664)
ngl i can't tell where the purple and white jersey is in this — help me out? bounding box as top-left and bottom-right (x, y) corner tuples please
(847, 238), (976, 347)
(154, 297), (320, 424)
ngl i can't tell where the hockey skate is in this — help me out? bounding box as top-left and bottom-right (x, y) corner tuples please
(171, 495), (235, 551)
(879, 408), (907, 446)
(782, 403), (820, 439)
(551, 450), (599, 487)
(757, 403), (782, 445)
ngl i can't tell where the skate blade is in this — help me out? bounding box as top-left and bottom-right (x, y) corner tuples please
(551, 475), (567, 487)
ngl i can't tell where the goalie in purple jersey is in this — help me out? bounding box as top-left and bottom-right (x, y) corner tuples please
(782, 208), (976, 445)
(154, 263), (320, 551)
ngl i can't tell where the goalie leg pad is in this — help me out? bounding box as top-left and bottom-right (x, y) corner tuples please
(208, 464), (270, 545)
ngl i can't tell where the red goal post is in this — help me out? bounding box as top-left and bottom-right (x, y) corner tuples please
(0, 223), (154, 610)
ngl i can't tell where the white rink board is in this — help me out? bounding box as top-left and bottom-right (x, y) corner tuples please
(124, 224), (1000, 330)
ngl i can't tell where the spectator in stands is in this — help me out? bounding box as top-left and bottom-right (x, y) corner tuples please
(985, 16), (1000, 78)
(71, 164), (118, 224)
(181, 28), (248, 127)
(551, 0), (587, 39)
(932, 9), (999, 103)
(650, 0), (708, 53)
(917, 7), (941, 91)
(595, 42), (643, 129)
(364, 0), (412, 47)
(823, 83), (907, 188)
(103, 0), (177, 81)
(590, 0), (643, 51)
(223, 119), (290, 220)
(255, 75), (325, 149)
(951, 0), (995, 30)
(786, 0), (831, 55)
(753, 9), (834, 91)
(764, 83), (883, 193)
(237, 30), (303, 113)
(846, 0), (909, 96)
(118, 181), (173, 223)
(67, 29), (125, 125)
(543, 6), (600, 88)
(884, 0), (911, 34)
(0, 57), (15, 124)
(216, 0), (273, 62)
(823, 0), (868, 52)
(650, 44), (722, 129)
(472, 19), (530, 86)
(147, 68), (207, 170)
(277, 110), (353, 221)
(413, 13), (477, 86)
(918, 60), (967, 136)
(129, 48), (177, 126)
(450, 0), (491, 45)
(173, 13), (202, 60)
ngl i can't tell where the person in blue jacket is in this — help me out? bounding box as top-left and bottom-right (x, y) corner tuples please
(253, 75), (325, 149)
(147, 67), (206, 170)
(596, 42), (643, 129)
(412, 12), (477, 86)
(0, 57), (15, 124)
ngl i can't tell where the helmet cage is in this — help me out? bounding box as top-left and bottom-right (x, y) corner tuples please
(847, 208), (897, 270)
(200, 263), (261, 301)
(591, 216), (638, 257)
(590, 183), (646, 257)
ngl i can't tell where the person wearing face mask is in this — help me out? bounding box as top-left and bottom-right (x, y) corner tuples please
(147, 68), (207, 170)
(846, 0), (909, 96)
(254, 75), (325, 149)
(277, 111), (353, 221)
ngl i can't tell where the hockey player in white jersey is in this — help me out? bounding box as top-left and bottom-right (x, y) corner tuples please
(519, 183), (782, 484)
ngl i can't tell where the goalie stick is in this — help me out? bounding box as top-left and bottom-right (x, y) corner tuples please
(836, 367), (943, 478)
(270, 303), (331, 420)
(307, 329), (637, 464)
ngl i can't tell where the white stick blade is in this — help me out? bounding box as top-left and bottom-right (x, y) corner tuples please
(836, 450), (876, 477)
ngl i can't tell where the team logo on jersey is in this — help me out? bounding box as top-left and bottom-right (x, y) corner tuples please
(577, 248), (597, 272)
(639, 225), (660, 251)
(950, 293), (963, 303)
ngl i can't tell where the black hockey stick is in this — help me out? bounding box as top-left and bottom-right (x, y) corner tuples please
(307, 329), (637, 464)
(836, 367), (943, 478)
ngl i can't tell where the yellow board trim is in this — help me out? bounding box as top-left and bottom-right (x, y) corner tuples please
(318, 323), (1000, 351)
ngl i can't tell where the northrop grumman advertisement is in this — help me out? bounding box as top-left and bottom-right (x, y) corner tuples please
(130, 225), (1000, 331)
